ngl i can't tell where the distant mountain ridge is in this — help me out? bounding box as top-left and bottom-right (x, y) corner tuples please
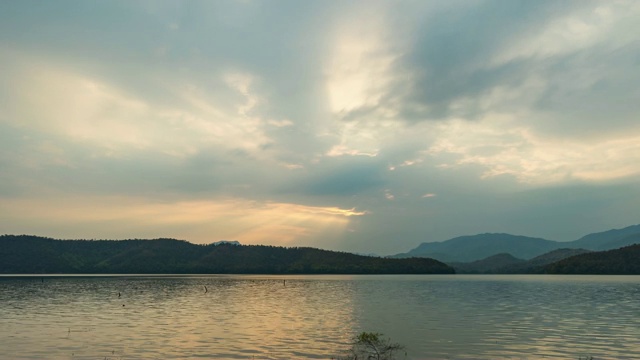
(393, 224), (640, 262)
(0, 235), (453, 275)
(392, 233), (559, 262)
(570, 224), (640, 250)
(451, 248), (592, 274)
(449, 253), (526, 274)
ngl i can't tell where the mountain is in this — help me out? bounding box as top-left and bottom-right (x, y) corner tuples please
(0, 235), (454, 274)
(451, 248), (592, 274)
(392, 233), (559, 262)
(545, 241), (640, 275)
(567, 224), (640, 250)
(449, 253), (525, 274)
(518, 248), (592, 271)
(394, 224), (640, 262)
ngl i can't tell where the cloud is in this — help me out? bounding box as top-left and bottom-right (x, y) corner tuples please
(301, 158), (385, 197)
(1, 1), (640, 255)
(0, 194), (365, 246)
(375, 1), (640, 139)
(426, 116), (640, 185)
(0, 51), (276, 157)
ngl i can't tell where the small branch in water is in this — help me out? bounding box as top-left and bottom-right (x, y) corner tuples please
(204, 285), (208, 293)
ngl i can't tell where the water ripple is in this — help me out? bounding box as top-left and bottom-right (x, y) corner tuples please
(0, 275), (639, 359)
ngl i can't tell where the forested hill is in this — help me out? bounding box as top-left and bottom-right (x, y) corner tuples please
(0, 235), (454, 274)
(545, 243), (640, 275)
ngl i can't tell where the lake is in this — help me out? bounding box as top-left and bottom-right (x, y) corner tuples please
(1, 275), (639, 359)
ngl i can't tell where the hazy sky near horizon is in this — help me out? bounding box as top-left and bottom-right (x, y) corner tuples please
(1, 0), (639, 255)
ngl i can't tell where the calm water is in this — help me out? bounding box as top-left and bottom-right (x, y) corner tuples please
(0, 275), (639, 359)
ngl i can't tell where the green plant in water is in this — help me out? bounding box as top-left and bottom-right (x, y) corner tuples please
(338, 332), (405, 360)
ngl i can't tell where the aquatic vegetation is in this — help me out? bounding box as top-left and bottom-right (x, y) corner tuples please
(337, 332), (405, 360)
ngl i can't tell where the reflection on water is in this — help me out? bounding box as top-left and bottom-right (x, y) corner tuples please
(0, 275), (639, 359)
(353, 275), (640, 359)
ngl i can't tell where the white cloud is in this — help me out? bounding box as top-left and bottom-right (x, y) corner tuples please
(384, 190), (395, 201)
(492, 2), (640, 66)
(428, 117), (640, 185)
(321, 3), (413, 159)
(0, 195), (368, 246)
(0, 51), (276, 160)
(325, 7), (395, 114)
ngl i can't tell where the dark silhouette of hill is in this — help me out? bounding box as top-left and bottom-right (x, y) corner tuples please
(545, 239), (640, 275)
(449, 253), (525, 274)
(393, 224), (640, 262)
(517, 248), (592, 272)
(392, 233), (559, 262)
(450, 248), (592, 274)
(0, 235), (454, 274)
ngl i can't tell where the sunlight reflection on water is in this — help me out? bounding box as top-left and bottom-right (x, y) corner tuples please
(0, 275), (639, 359)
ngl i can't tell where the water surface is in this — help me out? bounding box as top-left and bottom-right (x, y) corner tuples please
(1, 275), (638, 359)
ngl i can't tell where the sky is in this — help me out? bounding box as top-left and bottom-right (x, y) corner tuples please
(1, 0), (639, 255)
